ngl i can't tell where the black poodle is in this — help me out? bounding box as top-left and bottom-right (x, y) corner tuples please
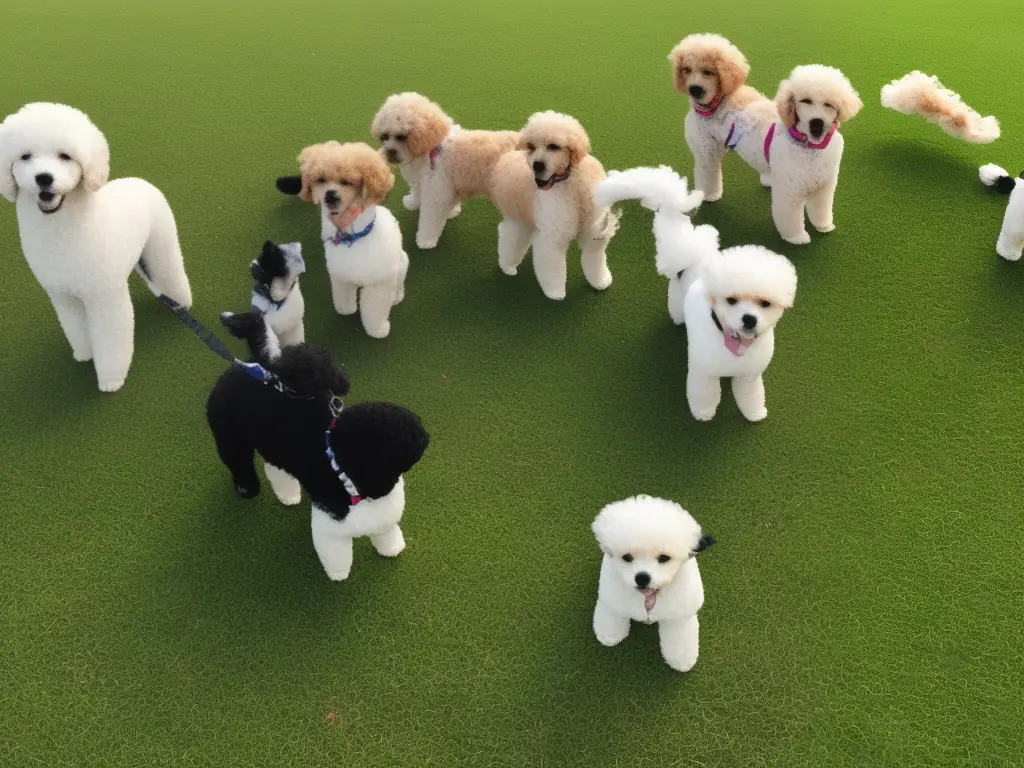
(206, 311), (429, 579)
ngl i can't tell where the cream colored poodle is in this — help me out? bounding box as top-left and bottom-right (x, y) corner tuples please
(669, 34), (778, 201)
(765, 65), (862, 244)
(489, 111), (619, 300)
(370, 92), (518, 249)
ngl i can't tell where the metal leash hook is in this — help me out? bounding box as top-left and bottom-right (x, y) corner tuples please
(328, 395), (344, 418)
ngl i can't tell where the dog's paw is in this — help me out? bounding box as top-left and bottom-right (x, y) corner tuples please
(588, 270), (613, 291)
(814, 222), (835, 234)
(499, 263), (518, 276)
(325, 570), (351, 582)
(702, 190), (723, 202)
(998, 247), (1023, 262)
(366, 321), (391, 339)
(375, 541), (405, 558)
(73, 350), (93, 363)
(402, 194), (420, 211)
(447, 204), (462, 220)
(663, 652), (698, 672)
(690, 408), (717, 422)
(741, 407), (768, 423)
(234, 482), (259, 499)
(98, 376), (126, 393)
(759, 174), (772, 188)
(595, 631), (627, 647)
(542, 287), (567, 301)
(783, 231), (811, 245)
(274, 490), (302, 506)
(333, 303), (358, 316)
(416, 235), (439, 250)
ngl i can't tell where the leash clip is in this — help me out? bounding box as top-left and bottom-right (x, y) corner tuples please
(329, 395), (344, 418)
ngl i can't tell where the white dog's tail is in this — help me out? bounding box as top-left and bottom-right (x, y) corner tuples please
(980, 163), (1017, 193)
(593, 166), (719, 277)
(880, 71), (1000, 144)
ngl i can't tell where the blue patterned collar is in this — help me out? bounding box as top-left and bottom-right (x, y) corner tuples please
(326, 213), (376, 247)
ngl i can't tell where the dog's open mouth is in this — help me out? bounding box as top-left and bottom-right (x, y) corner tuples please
(723, 329), (757, 357)
(37, 191), (64, 214)
(639, 587), (658, 611)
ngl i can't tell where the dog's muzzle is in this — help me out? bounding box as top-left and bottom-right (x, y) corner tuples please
(809, 118), (825, 138)
(385, 149), (400, 163)
(323, 190), (340, 210)
(37, 190), (64, 214)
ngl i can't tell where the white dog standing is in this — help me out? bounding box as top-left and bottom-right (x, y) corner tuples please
(592, 495), (715, 672)
(596, 165), (797, 421)
(0, 102), (192, 392)
(766, 65), (862, 244)
(979, 164), (1024, 261)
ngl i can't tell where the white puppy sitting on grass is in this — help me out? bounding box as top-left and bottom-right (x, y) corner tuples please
(592, 495), (715, 672)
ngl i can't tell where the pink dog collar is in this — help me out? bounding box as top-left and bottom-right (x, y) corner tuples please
(693, 94), (724, 118)
(429, 145), (442, 170)
(764, 121), (839, 164)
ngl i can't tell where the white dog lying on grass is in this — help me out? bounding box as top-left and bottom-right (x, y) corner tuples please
(596, 165), (797, 422)
(0, 102), (193, 392)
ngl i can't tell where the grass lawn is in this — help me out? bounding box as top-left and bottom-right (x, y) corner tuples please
(1, 0), (1022, 765)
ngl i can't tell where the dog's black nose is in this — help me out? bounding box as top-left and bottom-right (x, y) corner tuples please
(324, 190), (339, 204)
(634, 572), (651, 588)
(688, 85), (705, 99)
(532, 161), (546, 174)
(35, 173), (53, 188)
(809, 118), (825, 136)
(742, 314), (757, 330)
(386, 149), (399, 161)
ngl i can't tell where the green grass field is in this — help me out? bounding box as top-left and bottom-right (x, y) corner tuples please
(2, 1), (1023, 765)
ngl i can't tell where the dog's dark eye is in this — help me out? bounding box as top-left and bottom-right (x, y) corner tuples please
(760, 300), (772, 308)
(20, 153), (32, 161)
(824, 103), (835, 111)
(681, 66), (692, 74)
(657, 555), (671, 564)
(726, 297), (738, 305)
(316, 176), (326, 184)
(701, 69), (713, 76)
(380, 133), (390, 141)
(799, 98), (812, 105)
(340, 179), (352, 187)
(59, 153), (72, 161)
(622, 554), (633, 563)
(526, 143), (536, 152)
(395, 134), (407, 142)
(546, 144), (560, 152)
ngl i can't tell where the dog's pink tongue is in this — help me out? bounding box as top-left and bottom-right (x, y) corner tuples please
(330, 206), (362, 229)
(642, 588), (658, 612)
(723, 330), (755, 357)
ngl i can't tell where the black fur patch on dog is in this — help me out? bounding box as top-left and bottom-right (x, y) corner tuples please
(694, 534), (716, 554)
(276, 176), (302, 195)
(996, 174), (1018, 194)
(256, 241), (289, 279)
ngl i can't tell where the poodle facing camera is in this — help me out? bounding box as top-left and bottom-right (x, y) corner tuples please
(0, 102), (193, 392)
(278, 141), (409, 339)
(251, 241), (306, 346)
(592, 495), (715, 672)
(370, 92), (519, 249)
(766, 65), (863, 244)
(206, 311), (429, 581)
(669, 34), (778, 201)
(979, 164), (1024, 261)
(489, 111), (620, 300)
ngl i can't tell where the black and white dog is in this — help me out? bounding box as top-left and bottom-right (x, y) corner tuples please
(980, 164), (1024, 261)
(251, 240), (305, 345)
(206, 311), (429, 581)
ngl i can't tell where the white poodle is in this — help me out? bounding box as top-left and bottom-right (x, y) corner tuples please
(979, 164), (1024, 261)
(489, 111), (619, 300)
(370, 92), (518, 249)
(592, 495), (715, 672)
(596, 165), (797, 421)
(285, 141), (408, 339)
(668, 34), (779, 201)
(0, 102), (193, 392)
(767, 65), (863, 244)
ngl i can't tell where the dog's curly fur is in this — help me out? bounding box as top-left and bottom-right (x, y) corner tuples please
(767, 64), (862, 244)
(279, 141), (408, 339)
(370, 92), (519, 249)
(668, 34), (778, 201)
(207, 311), (429, 581)
(882, 71), (1000, 144)
(0, 102), (192, 392)
(592, 495), (715, 672)
(489, 111), (619, 300)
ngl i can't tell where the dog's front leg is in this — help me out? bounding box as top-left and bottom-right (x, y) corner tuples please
(311, 506), (355, 581)
(692, 149), (725, 202)
(532, 235), (572, 301)
(667, 279), (687, 326)
(265, 462), (301, 505)
(370, 525), (406, 558)
(687, 371), (722, 421)
(359, 280), (397, 339)
(48, 291), (93, 362)
(659, 614), (699, 672)
(330, 278), (358, 316)
(997, 230), (1024, 261)
(732, 374), (768, 422)
(498, 219), (533, 276)
(275, 321), (305, 347)
(772, 186), (810, 245)
(403, 182), (421, 211)
(416, 193), (457, 250)
(84, 287), (135, 392)
(806, 181), (837, 234)
(579, 236), (613, 292)
(593, 598), (630, 646)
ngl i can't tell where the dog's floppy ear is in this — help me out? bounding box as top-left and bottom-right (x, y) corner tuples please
(694, 534), (716, 554)
(713, 49), (749, 96)
(406, 107), (451, 158)
(78, 114), (110, 193)
(668, 44), (689, 93)
(276, 176), (302, 195)
(296, 145), (319, 203)
(836, 79), (863, 123)
(566, 127), (591, 168)
(358, 150), (395, 205)
(775, 80), (797, 128)
(0, 119), (17, 202)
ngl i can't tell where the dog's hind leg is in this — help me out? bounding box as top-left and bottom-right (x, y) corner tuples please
(659, 614), (699, 672)
(393, 253), (409, 306)
(264, 462), (301, 505)
(532, 236), (572, 301)
(416, 192), (458, 250)
(330, 279), (358, 316)
(48, 291), (93, 362)
(732, 374), (767, 422)
(84, 288), (134, 392)
(593, 599), (630, 646)
(772, 187), (810, 245)
(687, 371), (722, 421)
(139, 203), (192, 307)
(667, 278), (687, 325)
(498, 219), (533, 276)
(997, 230), (1024, 261)
(807, 181), (837, 234)
(209, 429), (260, 498)
(370, 525), (406, 558)
(311, 506), (355, 581)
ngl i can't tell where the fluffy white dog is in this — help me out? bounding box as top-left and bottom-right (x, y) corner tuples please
(592, 495), (715, 672)
(766, 65), (863, 244)
(979, 164), (1024, 261)
(0, 102), (193, 392)
(596, 165), (797, 421)
(284, 141), (408, 339)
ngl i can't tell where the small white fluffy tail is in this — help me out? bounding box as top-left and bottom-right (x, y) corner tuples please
(979, 163), (1016, 193)
(881, 71), (1000, 144)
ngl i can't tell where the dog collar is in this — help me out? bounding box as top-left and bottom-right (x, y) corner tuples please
(711, 309), (755, 357)
(693, 94), (724, 118)
(327, 213), (376, 247)
(251, 281), (289, 312)
(324, 405), (364, 506)
(539, 169), (571, 190)
(429, 144), (442, 170)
